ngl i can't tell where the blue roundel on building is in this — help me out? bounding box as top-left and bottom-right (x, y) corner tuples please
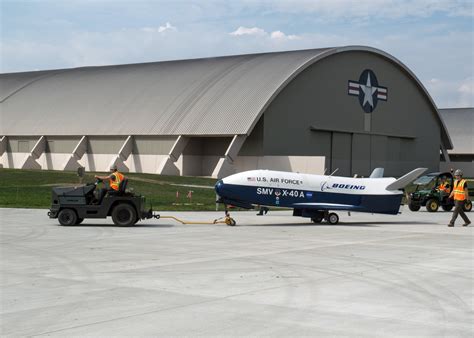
(348, 69), (388, 113)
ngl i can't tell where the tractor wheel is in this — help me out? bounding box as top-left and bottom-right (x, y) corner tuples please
(112, 204), (137, 227)
(327, 213), (339, 225)
(408, 203), (420, 212)
(426, 199), (439, 212)
(312, 216), (323, 224)
(58, 209), (78, 226)
(463, 200), (472, 212)
(441, 205), (453, 212)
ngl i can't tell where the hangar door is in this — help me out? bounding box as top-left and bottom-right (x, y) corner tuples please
(351, 134), (371, 176)
(331, 132), (351, 176)
(350, 134), (394, 177)
(329, 132), (371, 177)
(322, 129), (411, 177)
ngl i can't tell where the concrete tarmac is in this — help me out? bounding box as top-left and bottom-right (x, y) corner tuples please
(1, 207), (473, 337)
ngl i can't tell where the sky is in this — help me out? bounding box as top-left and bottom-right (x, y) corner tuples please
(1, 0), (472, 108)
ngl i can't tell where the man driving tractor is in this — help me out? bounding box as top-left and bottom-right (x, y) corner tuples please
(95, 165), (125, 204)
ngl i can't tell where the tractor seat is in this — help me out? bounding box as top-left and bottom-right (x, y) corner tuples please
(108, 178), (128, 196)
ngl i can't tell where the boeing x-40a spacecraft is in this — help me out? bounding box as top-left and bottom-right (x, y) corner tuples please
(215, 168), (427, 225)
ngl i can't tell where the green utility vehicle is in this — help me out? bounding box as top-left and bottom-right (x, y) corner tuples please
(408, 172), (472, 212)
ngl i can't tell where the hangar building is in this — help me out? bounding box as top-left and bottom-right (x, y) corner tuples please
(0, 46), (452, 178)
(439, 108), (474, 177)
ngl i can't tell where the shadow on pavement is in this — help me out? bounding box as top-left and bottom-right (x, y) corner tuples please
(54, 223), (175, 228)
(246, 223), (377, 227)
(246, 221), (436, 227)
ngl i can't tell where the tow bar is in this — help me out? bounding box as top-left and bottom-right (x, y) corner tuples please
(150, 212), (237, 226)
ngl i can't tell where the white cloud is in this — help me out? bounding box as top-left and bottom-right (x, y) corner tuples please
(270, 30), (300, 40)
(141, 22), (177, 34)
(230, 26), (266, 36)
(229, 26), (301, 41)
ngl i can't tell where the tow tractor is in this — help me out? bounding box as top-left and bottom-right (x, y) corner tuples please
(407, 172), (472, 212)
(48, 177), (237, 226)
(48, 177), (160, 226)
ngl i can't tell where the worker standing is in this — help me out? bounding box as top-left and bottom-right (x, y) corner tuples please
(447, 169), (471, 227)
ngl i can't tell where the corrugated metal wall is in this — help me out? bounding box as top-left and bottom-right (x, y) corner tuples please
(6, 136), (39, 153)
(133, 136), (177, 155)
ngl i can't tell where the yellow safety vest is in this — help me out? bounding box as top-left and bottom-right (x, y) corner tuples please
(453, 179), (467, 201)
(438, 183), (450, 193)
(109, 172), (124, 191)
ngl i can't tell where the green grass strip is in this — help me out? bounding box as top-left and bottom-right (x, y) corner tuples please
(0, 168), (221, 211)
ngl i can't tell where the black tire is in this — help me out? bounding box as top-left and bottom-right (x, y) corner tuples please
(327, 213), (339, 225)
(442, 205), (453, 212)
(112, 204), (137, 227)
(58, 209), (78, 226)
(463, 200), (472, 212)
(426, 199), (439, 212)
(311, 216), (323, 223)
(408, 203), (420, 212)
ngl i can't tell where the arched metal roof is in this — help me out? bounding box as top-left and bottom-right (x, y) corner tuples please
(0, 46), (452, 148)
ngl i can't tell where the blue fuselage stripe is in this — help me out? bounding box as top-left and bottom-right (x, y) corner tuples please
(216, 183), (402, 215)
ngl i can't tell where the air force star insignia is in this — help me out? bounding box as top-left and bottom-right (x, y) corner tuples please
(348, 69), (388, 113)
